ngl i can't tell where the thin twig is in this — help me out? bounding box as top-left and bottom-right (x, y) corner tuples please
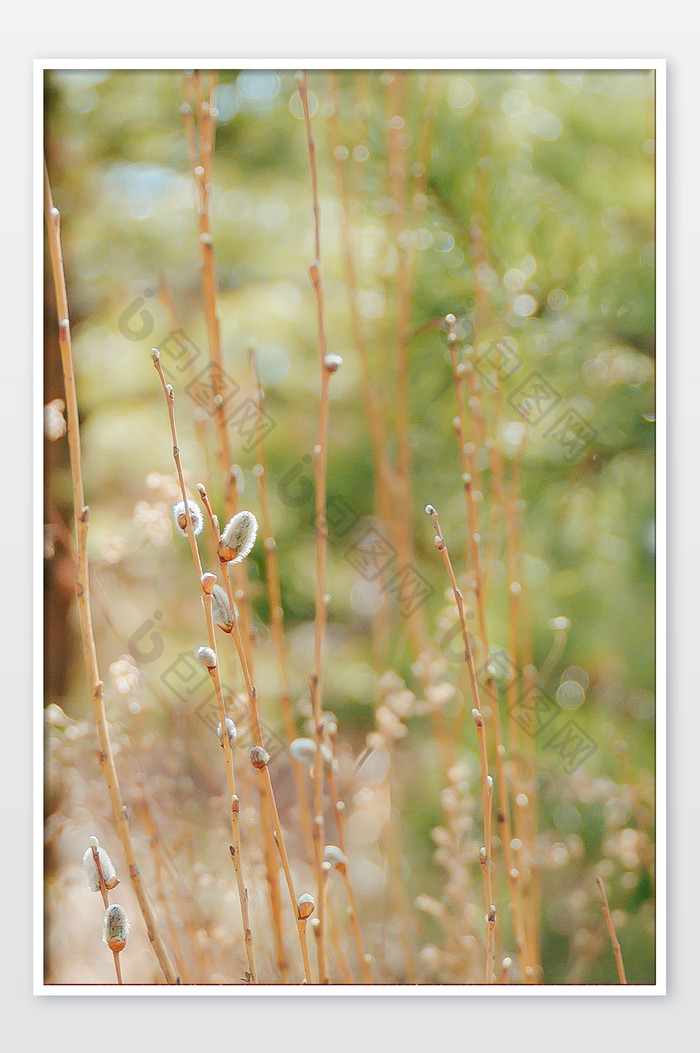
(298, 68), (331, 984)
(425, 504), (496, 982)
(151, 351), (257, 984)
(181, 72), (234, 518)
(444, 314), (528, 978)
(44, 162), (177, 985)
(596, 877), (628, 984)
(249, 348), (315, 862)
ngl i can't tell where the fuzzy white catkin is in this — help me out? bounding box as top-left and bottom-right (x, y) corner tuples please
(83, 845), (116, 892)
(220, 510), (258, 563)
(289, 737), (335, 769)
(103, 904), (130, 948)
(197, 646), (217, 669)
(289, 737), (317, 765)
(323, 845), (348, 869)
(172, 499), (204, 537)
(217, 717), (237, 746)
(212, 585), (236, 631)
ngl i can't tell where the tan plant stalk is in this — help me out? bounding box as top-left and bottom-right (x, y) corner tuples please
(181, 71), (235, 518)
(425, 505), (496, 982)
(326, 75), (395, 523)
(182, 72), (257, 681)
(88, 843), (122, 983)
(325, 755), (372, 982)
(328, 76), (456, 779)
(44, 163), (177, 985)
(197, 486), (310, 981)
(382, 73), (436, 663)
(444, 314), (528, 977)
(386, 72), (412, 508)
(297, 69), (332, 984)
(447, 293), (536, 980)
(202, 581), (257, 983)
(325, 892), (353, 983)
(485, 424), (536, 981)
(250, 748), (313, 983)
(134, 794), (191, 984)
(297, 908), (314, 983)
(596, 877), (628, 984)
(156, 274), (213, 482)
(89, 843), (111, 910)
(249, 350), (315, 861)
(151, 352), (257, 984)
(510, 475), (542, 978)
(383, 775), (419, 983)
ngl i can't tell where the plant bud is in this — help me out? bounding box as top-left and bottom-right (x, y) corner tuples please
(172, 499), (204, 537)
(83, 841), (117, 893)
(103, 904), (130, 953)
(212, 585), (235, 632)
(297, 894), (315, 919)
(217, 717), (237, 748)
(289, 737), (334, 769)
(323, 353), (343, 373)
(201, 572), (218, 595)
(424, 504), (437, 516)
(230, 464), (245, 494)
(323, 845), (348, 871)
(289, 738), (317, 765)
(218, 510), (258, 563)
(249, 745), (270, 769)
(197, 646), (217, 669)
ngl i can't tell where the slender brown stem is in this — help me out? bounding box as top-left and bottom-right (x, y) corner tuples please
(325, 894), (353, 983)
(111, 949), (123, 985)
(326, 763), (372, 982)
(181, 72), (234, 519)
(151, 355), (257, 984)
(250, 350), (315, 862)
(90, 845), (110, 910)
(199, 493), (308, 982)
(298, 917), (313, 984)
(202, 586), (258, 984)
(44, 162), (177, 985)
(596, 877), (628, 984)
(90, 844), (122, 984)
(135, 796), (191, 984)
(258, 762), (312, 983)
(298, 69), (331, 984)
(425, 505), (496, 981)
(444, 314), (528, 977)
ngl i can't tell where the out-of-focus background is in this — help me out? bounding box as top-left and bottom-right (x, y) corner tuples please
(44, 68), (655, 985)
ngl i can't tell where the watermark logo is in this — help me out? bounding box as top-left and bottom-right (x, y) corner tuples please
(507, 371), (561, 427)
(475, 337), (522, 391)
(543, 720), (598, 773)
(155, 328), (203, 381)
(455, 330), (598, 463)
(345, 521), (398, 582)
(507, 683), (560, 739)
(506, 681), (598, 772)
(384, 563), (435, 618)
(274, 460), (435, 618)
(542, 408), (599, 463)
